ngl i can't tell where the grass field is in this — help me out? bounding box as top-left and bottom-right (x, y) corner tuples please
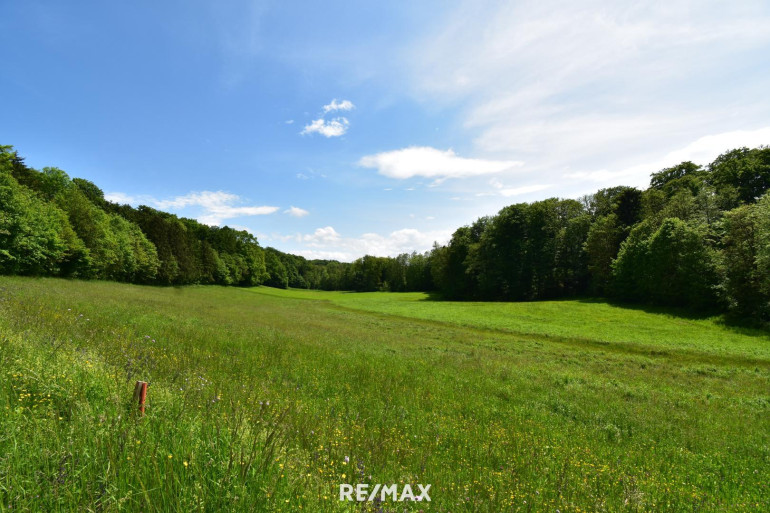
(1, 277), (768, 511)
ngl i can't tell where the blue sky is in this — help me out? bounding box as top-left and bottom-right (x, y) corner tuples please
(2, 0), (770, 260)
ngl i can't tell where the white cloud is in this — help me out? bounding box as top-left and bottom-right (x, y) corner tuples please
(322, 99), (355, 113)
(301, 117), (349, 137)
(566, 127), (770, 188)
(408, 0), (770, 193)
(154, 191), (237, 210)
(104, 190), (279, 226)
(484, 177), (552, 197)
(302, 226), (342, 245)
(285, 119), (294, 124)
(358, 146), (523, 180)
(300, 99), (355, 138)
(104, 192), (138, 204)
(288, 226), (451, 262)
(499, 184), (552, 197)
(489, 178), (504, 189)
(295, 250), (352, 261)
(284, 206), (310, 218)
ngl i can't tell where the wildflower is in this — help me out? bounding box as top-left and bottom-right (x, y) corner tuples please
(183, 461), (188, 467)
(168, 454), (173, 459)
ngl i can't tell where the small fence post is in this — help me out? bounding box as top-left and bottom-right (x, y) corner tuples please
(133, 381), (148, 416)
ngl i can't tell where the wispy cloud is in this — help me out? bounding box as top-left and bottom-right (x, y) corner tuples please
(409, 0), (770, 189)
(499, 184), (552, 197)
(301, 117), (349, 137)
(104, 190), (279, 226)
(322, 99), (355, 113)
(565, 127), (770, 188)
(284, 206), (309, 218)
(484, 177), (551, 197)
(358, 146), (522, 181)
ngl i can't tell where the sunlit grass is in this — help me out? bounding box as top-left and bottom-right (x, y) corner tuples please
(255, 287), (770, 360)
(1, 277), (768, 511)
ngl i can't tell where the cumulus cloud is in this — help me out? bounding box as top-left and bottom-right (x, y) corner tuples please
(301, 117), (350, 137)
(302, 226), (342, 244)
(300, 99), (355, 138)
(103, 190), (279, 226)
(322, 99), (355, 113)
(358, 146), (522, 180)
(284, 206), (310, 218)
(283, 226), (451, 262)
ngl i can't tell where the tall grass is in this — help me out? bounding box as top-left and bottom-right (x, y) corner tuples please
(1, 277), (768, 511)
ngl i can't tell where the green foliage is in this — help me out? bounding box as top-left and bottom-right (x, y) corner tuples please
(475, 204), (530, 299)
(585, 186), (642, 226)
(39, 166), (71, 200)
(555, 212), (591, 294)
(709, 147), (770, 206)
(55, 186), (161, 281)
(757, 194), (770, 298)
(584, 214), (626, 294)
(433, 220), (486, 299)
(613, 218), (720, 309)
(264, 248), (289, 288)
(650, 161), (705, 197)
(0, 158), (88, 276)
(72, 177), (106, 207)
(722, 195), (770, 320)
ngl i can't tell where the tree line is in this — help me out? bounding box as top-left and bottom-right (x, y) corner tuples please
(264, 146), (770, 322)
(1, 146), (267, 286)
(1, 144), (769, 321)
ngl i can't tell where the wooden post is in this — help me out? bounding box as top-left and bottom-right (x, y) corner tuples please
(133, 381), (148, 416)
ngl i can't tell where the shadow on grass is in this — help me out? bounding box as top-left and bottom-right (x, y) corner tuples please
(418, 291), (770, 338)
(418, 292), (445, 302)
(595, 297), (770, 338)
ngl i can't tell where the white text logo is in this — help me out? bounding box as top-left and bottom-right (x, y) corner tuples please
(339, 483), (431, 502)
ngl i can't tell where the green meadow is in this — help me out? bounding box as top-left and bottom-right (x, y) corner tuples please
(1, 277), (768, 512)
